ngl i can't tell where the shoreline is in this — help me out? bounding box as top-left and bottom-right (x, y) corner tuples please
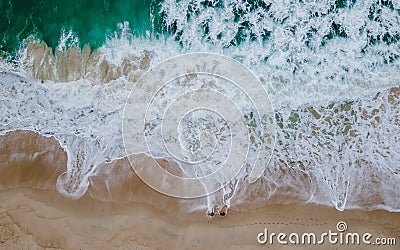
(0, 130), (399, 249)
(1, 187), (399, 249)
(1, 128), (400, 213)
(1, 1), (400, 248)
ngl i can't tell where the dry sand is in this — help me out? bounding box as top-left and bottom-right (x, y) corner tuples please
(0, 131), (399, 250)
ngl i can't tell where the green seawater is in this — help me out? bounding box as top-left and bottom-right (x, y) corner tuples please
(0, 0), (158, 56)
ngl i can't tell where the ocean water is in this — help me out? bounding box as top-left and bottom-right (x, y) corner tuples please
(0, 0), (399, 215)
(0, 0), (156, 56)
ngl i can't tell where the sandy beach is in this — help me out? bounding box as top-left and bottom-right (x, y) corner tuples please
(0, 130), (399, 250)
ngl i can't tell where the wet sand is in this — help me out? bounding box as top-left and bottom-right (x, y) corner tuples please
(0, 131), (399, 249)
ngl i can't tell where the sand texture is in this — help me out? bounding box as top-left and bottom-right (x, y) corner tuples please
(0, 131), (399, 249)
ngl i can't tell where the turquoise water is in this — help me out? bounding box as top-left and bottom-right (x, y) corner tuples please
(0, 0), (158, 56)
(1, 0), (399, 57)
